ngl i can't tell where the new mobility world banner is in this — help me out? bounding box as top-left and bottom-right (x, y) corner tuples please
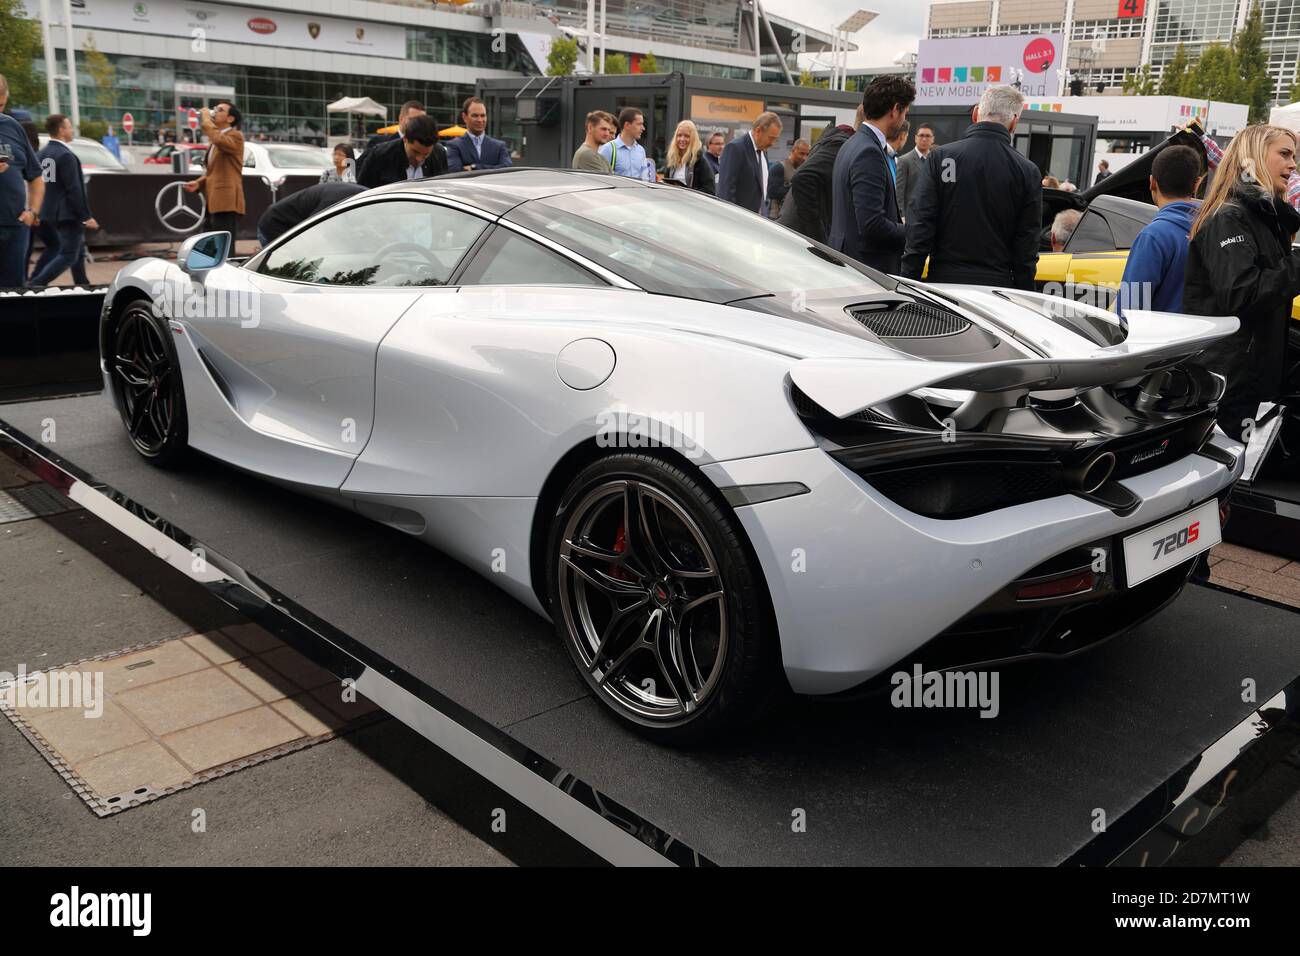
(916, 35), (1065, 105)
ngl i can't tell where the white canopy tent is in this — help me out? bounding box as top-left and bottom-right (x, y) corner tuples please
(1269, 102), (1300, 133)
(327, 97), (388, 145)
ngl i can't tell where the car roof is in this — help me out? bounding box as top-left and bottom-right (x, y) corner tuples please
(369, 167), (642, 216)
(1088, 193), (1158, 221)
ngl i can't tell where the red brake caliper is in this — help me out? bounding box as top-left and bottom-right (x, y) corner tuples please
(610, 524), (635, 581)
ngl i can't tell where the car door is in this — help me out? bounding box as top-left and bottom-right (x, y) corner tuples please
(345, 224), (616, 499)
(191, 196), (491, 484)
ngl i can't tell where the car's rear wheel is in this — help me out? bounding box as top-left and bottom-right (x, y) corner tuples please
(547, 453), (781, 743)
(109, 300), (189, 467)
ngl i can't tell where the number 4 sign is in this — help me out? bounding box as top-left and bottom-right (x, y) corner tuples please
(1118, 0), (1145, 17)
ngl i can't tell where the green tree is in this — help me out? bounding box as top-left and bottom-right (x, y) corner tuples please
(81, 34), (116, 111)
(546, 36), (578, 77)
(639, 51), (659, 74)
(604, 53), (630, 75)
(79, 117), (107, 140)
(1183, 43), (1239, 102)
(1123, 64), (1157, 95)
(1158, 44), (1190, 96)
(1231, 2), (1272, 122)
(0, 0), (43, 110)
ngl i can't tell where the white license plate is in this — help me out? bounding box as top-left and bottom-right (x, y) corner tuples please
(1122, 500), (1221, 588)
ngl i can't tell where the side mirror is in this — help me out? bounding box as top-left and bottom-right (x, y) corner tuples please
(178, 231), (230, 277)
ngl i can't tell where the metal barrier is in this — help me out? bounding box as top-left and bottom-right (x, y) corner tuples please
(83, 173), (322, 246)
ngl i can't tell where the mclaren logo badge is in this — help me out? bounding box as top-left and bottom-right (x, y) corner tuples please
(1130, 438), (1171, 465)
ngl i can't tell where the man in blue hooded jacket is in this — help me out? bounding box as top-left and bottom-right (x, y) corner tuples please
(1117, 145), (1203, 319)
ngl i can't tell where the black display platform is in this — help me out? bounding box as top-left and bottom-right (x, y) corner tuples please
(3, 394), (1299, 866)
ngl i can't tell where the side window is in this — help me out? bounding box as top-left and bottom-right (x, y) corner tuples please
(1066, 210), (1117, 253)
(243, 148), (256, 168)
(459, 228), (605, 287)
(1106, 212), (1147, 250)
(260, 200), (488, 287)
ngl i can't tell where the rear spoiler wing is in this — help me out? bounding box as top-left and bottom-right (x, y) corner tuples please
(790, 311), (1238, 419)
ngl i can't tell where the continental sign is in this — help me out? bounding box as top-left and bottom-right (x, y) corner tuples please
(690, 95), (765, 124)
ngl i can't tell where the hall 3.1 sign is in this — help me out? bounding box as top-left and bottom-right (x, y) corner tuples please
(916, 35), (1065, 105)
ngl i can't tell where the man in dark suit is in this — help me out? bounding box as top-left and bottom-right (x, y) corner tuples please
(716, 112), (783, 216)
(366, 100), (424, 150)
(704, 132), (724, 177)
(28, 114), (97, 286)
(445, 97), (512, 172)
(357, 114), (447, 187)
(777, 117), (858, 244)
(894, 122), (935, 223)
(901, 85), (1042, 290)
(829, 75), (915, 273)
(257, 181), (365, 246)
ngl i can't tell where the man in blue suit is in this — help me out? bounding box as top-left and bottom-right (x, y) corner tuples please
(716, 112), (783, 216)
(445, 97), (512, 172)
(29, 114), (97, 287)
(829, 75), (915, 274)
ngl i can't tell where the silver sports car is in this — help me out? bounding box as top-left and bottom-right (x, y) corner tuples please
(100, 168), (1245, 742)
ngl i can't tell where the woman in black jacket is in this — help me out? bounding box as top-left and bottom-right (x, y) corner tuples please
(663, 121), (714, 195)
(1184, 124), (1300, 441)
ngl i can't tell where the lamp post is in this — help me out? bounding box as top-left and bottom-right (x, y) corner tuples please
(833, 10), (877, 92)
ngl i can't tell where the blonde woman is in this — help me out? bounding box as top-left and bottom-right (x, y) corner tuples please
(1184, 124), (1300, 442)
(664, 120), (715, 195)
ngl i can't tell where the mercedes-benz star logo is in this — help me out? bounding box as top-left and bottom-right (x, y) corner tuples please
(155, 181), (206, 233)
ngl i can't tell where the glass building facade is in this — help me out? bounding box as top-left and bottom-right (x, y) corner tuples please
(534, 0), (745, 51)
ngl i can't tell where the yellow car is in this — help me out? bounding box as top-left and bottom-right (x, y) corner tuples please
(1034, 123), (1300, 329)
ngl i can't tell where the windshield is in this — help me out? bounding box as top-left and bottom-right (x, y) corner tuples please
(505, 186), (884, 303)
(266, 147), (332, 170)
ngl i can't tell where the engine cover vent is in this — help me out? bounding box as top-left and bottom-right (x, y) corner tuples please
(850, 302), (971, 338)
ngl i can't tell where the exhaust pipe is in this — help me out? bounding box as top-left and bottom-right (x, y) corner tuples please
(1072, 451), (1116, 494)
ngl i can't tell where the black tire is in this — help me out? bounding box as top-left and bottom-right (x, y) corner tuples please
(108, 300), (189, 468)
(546, 452), (782, 744)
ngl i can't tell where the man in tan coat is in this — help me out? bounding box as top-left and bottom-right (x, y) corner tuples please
(183, 101), (245, 238)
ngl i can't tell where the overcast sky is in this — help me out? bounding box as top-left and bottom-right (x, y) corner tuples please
(765, 0), (926, 69)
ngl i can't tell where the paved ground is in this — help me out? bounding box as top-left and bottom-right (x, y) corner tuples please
(0, 512), (509, 866)
(1209, 543), (1300, 609)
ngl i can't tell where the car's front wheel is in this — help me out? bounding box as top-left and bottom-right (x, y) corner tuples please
(547, 453), (781, 743)
(108, 300), (189, 467)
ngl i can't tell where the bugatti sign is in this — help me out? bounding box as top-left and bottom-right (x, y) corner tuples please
(916, 34), (1065, 105)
